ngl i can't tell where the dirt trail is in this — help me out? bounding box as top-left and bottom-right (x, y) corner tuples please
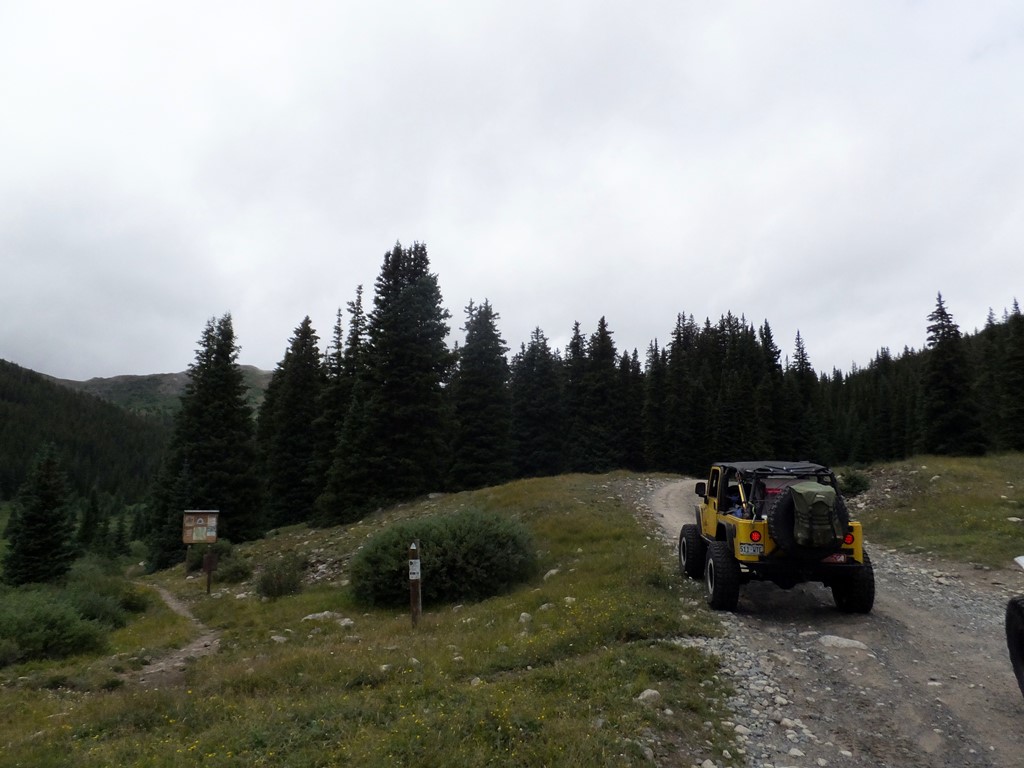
(132, 585), (220, 688)
(650, 479), (1024, 768)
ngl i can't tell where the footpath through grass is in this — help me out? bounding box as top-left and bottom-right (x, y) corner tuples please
(849, 453), (1024, 569)
(0, 473), (734, 767)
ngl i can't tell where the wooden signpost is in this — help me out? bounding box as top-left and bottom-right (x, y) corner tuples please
(409, 540), (422, 627)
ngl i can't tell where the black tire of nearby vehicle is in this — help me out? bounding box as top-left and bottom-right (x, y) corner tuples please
(1007, 595), (1024, 699)
(704, 540), (741, 611)
(766, 488), (851, 554)
(831, 552), (875, 614)
(678, 524), (706, 580)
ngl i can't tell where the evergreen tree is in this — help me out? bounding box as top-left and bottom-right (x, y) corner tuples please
(3, 444), (77, 585)
(618, 349), (645, 470)
(641, 341), (670, 470)
(509, 328), (564, 477)
(562, 322), (588, 471)
(147, 314), (264, 569)
(318, 242), (452, 522)
(448, 300), (513, 490)
(999, 301), (1024, 449)
(77, 488), (102, 550)
(919, 293), (986, 455)
(257, 317), (325, 527)
(574, 318), (622, 472)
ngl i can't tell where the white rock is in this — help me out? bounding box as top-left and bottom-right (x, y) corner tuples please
(637, 688), (661, 704)
(302, 610), (343, 622)
(271, 635), (288, 643)
(543, 568), (560, 581)
(819, 635), (868, 650)
(519, 612), (532, 624)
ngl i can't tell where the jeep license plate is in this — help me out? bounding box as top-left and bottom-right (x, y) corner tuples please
(821, 553), (848, 563)
(739, 543), (764, 555)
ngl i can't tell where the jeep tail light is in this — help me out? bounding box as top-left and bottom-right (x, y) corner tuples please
(750, 530), (762, 543)
(843, 532), (854, 546)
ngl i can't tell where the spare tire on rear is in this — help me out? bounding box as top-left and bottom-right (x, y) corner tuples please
(766, 486), (850, 554)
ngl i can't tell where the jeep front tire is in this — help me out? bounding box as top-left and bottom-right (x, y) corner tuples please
(678, 524), (706, 580)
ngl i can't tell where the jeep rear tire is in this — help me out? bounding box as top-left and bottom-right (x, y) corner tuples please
(678, 524), (706, 580)
(705, 541), (741, 611)
(1007, 595), (1024, 699)
(831, 552), (875, 614)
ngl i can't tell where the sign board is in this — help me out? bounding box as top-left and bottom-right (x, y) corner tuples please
(183, 510), (219, 544)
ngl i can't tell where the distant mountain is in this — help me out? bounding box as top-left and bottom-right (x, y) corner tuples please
(0, 359), (172, 502)
(55, 366), (273, 419)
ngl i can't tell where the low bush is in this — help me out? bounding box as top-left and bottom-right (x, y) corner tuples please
(185, 540), (236, 573)
(215, 555), (253, 584)
(839, 470), (870, 497)
(0, 590), (106, 666)
(350, 508), (537, 607)
(255, 554), (304, 599)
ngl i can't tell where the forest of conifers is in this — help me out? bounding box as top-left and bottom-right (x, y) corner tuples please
(2, 241), (1023, 570)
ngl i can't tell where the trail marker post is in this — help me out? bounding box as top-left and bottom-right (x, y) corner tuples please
(409, 540), (422, 627)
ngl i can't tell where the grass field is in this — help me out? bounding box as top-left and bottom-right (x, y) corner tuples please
(847, 453), (1024, 568)
(0, 473), (736, 767)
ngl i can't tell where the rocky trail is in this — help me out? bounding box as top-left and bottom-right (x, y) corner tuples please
(642, 478), (1024, 768)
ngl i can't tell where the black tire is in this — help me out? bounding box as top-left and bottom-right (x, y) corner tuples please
(1007, 595), (1024, 699)
(704, 541), (741, 611)
(767, 488), (851, 554)
(678, 524), (706, 580)
(831, 552), (875, 614)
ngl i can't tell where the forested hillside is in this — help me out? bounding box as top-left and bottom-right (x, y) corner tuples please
(56, 365), (272, 421)
(0, 360), (169, 502)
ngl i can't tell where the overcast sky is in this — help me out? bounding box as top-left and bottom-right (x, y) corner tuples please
(2, 1), (1022, 381)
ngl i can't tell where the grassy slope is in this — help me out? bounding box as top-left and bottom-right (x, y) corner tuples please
(0, 473), (734, 768)
(849, 452), (1024, 569)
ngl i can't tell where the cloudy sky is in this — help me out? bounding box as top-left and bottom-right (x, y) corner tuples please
(2, 1), (1022, 381)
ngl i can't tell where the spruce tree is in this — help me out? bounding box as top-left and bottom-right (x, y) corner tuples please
(318, 242), (452, 522)
(641, 341), (670, 470)
(919, 294), (985, 455)
(146, 314), (264, 569)
(562, 322), (589, 472)
(999, 301), (1024, 449)
(3, 444), (77, 585)
(258, 316), (325, 527)
(574, 317), (622, 472)
(448, 300), (513, 490)
(509, 328), (564, 477)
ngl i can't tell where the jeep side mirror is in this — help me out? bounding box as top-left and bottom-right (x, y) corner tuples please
(695, 481), (706, 497)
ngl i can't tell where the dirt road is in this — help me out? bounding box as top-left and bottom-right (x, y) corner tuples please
(649, 479), (1024, 768)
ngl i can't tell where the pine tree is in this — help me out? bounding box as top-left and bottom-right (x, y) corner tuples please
(562, 322), (589, 471)
(999, 301), (1024, 449)
(919, 293), (986, 455)
(509, 328), (564, 477)
(3, 444), (77, 585)
(146, 314), (264, 569)
(574, 318), (622, 472)
(641, 341), (670, 470)
(257, 317), (325, 528)
(318, 242), (453, 522)
(448, 300), (513, 490)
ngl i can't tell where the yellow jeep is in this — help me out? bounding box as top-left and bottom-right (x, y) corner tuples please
(678, 460), (874, 613)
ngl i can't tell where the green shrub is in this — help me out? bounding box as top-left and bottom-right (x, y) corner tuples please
(185, 540), (235, 573)
(350, 508), (537, 607)
(66, 556), (148, 617)
(0, 590), (106, 666)
(839, 470), (870, 497)
(214, 556), (253, 584)
(67, 590), (126, 629)
(255, 554), (304, 599)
